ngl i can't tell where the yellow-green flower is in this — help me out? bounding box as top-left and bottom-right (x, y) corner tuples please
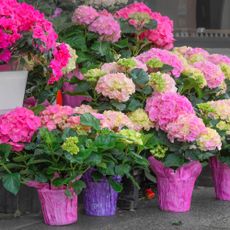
(150, 145), (168, 159)
(119, 129), (143, 145)
(128, 108), (154, 131)
(117, 58), (136, 69)
(147, 58), (164, 68)
(129, 12), (151, 25)
(63, 45), (78, 74)
(84, 68), (106, 82)
(62, 136), (79, 155)
(220, 63), (230, 80)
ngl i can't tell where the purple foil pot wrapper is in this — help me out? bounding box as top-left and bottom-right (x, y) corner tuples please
(148, 156), (202, 212)
(210, 156), (230, 201)
(62, 68), (91, 107)
(83, 169), (121, 216)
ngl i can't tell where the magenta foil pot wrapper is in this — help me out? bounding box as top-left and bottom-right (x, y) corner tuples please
(210, 156), (230, 201)
(83, 170), (121, 216)
(148, 156), (202, 212)
(62, 68), (91, 107)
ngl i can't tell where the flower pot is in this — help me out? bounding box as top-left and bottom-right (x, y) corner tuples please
(0, 71), (28, 114)
(62, 69), (91, 107)
(209, 156), (230, 201)
(83, 170), (121, 216)
(148, 156), (202, 212)
(37, 188), (78, 226)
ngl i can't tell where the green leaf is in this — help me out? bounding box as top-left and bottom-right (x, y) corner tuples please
(95, 135), (116, 149)
(65, 188), (72, 197)
(52, 177), (70, 187)
(119, 19), (137, 34)
(114, 39), (129, 48)
(2, 173), (21, 195)
(127, 98), (142, 111)
(72, 180), (86, 195)
(164, 154), (184, 168)
(144, 169), (156, 183)
(111, 101), (126, 111)
(87, 153), (102, 165)
(130, 68), (149, 86)
(115, 165), (130, 176)
(161, 64), (174, 73)
(91, 41), (111, 57)
(31, 105), (45, 115)
(144, 19), (157, 30)
(108, 177), (123, 192)
(0, 144), (11, 155)
(91, 171), (103, 182)
(80, 113), (100, 130)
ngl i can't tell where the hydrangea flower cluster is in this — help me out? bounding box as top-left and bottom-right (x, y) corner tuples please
(0, 108), (41, 151)
(95, 73), (135, 102)
(128, 109), (154, 131)
(145, 92), (195, 131)
(149, 72), (177, 93)
(115, 2), (174, 49)
(193, 61), (225, 89)
(136, 48), (183, 77)
(0, 0), (58, 61)
(72, 5), (121, 43)
(40, 105), (74, 130)
(197, 128), (222, 151)
(101, 111), (134, 131)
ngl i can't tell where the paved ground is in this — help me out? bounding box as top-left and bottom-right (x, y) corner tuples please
(1, 187), (230, 230)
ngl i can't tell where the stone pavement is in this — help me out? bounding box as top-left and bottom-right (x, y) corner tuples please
(1, 187), (230, 230)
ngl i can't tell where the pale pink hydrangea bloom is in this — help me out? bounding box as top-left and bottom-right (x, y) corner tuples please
(197, 128), (222, 151)
(88, 15), (121, 43)
(136, 48), (183, 77)
(193, 61), (225, 89)
(72, 5), (99, 25)
(207, 54), (230, 66)
(40, 105), (74, 130)
(95, 73), (135, 102)
(74, 105), (98, 115)
(101, 111), (134, 131)
(0, 107), (41, 151)
(101, 62), (125, 74)
(166, 114), (206, 142)
(145, 92), (195, 131)
(115, 2), (174, 49)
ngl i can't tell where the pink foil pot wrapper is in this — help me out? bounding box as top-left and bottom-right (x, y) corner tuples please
(83, 170), (121, 216)
(148, 156), (202, 212)
(27, 181), (78, 226)
(210, 156), (230, 201)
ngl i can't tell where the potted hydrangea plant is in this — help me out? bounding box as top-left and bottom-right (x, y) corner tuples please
(0, 0), (77, 113)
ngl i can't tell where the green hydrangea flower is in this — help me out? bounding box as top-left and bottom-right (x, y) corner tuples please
(147, 58), (164, 68)
(84, 68), (106, 82)
(149, 72), (166, 92)
(119, 129), (143, 145)
(62, 136), (79, 155)
(117, 58), (136, 69)
(150, 145), (168, 159)
(129, 12), (151, 25)
(220, 63), (230, 80)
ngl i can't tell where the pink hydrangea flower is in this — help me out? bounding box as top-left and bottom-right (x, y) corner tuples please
(72, 5), (99, 25)
(95, 73), (135, 102)
(193, 61), (225, 89)
(207, 54), (230, 66)
(101, 62), (125, 74)
(101, 111), (134, 131)
(40, 105), (74, 130)
(166, 114), (206, 142)
(145, 92), (195, 131)
(0, 49), (11, 63)
(0, 107), (41, 151)
(197, 128), (222, 151)
(115, 2), (174, 49)
(88, 15), (121, 43)
(136, 48), (183, 77)
(74, 105), (98, 114)
(48, 43), (71, 84)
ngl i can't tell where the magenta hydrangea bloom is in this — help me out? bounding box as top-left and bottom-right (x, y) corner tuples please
(166, 114), (206, 142)
(136, 48), (183, 77)
(0, 107), (41, 151)
(145, 92), (195, 131)
(88, 15), (121, 43)
(115, 2), (174, 49)
(72, 5), (99, 25)
(193, 61), (225, 89)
